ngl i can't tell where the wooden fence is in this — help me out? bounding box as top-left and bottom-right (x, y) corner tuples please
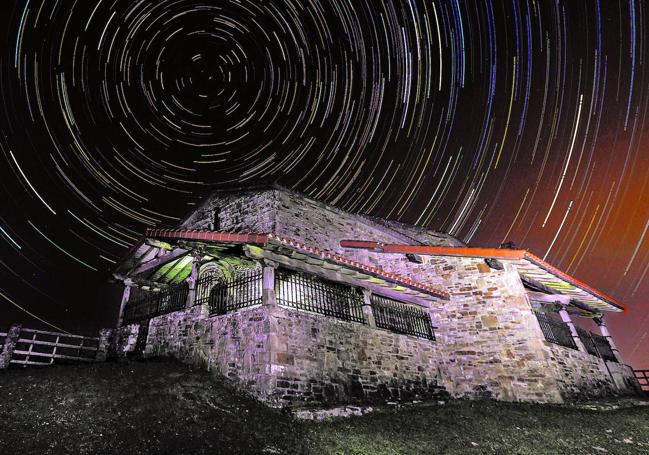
(0, 324), (107, 368)
(634, 370), (649, 393)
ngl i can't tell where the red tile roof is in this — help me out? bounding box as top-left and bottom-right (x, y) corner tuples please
(339, 240), (626, 313)
(144, 229), (449, 299)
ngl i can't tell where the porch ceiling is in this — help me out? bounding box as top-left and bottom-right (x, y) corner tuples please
(129, 229), (449, 302)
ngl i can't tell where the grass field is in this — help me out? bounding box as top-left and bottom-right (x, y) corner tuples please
(0, 358), (648, 454)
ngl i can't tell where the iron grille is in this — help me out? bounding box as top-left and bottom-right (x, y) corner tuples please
(576, 326), (600, 357)
(123, 283), (188, 324)
(533, 311), (577, 349)
(275, 269), (366, 323)
(194, 273), (221, 307)
(207, 268), (263, 315)
(591, 332), (617, 362)
(370, 294), (435, 340)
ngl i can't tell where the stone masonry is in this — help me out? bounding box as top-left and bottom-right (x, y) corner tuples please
(113, 185), (641, 407)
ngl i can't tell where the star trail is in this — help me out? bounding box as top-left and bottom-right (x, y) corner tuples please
(0, 0), (648, 367)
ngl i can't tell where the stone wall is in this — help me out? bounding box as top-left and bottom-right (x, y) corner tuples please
(274, 190), (457, 254)
(607, 361), (644, 395)
(133, 186), (641, 405)
(180, 186), (459, 253)
(145, 305), (275, 400)
(365, 217), (464, 247)
(113, 323), (140, 356)
(266, 305), (446, 405)
(117, 302), (448, 407)
(544, 343), (641, 399)
(180, 189), (278, 233)
(352, 253), (564, 402)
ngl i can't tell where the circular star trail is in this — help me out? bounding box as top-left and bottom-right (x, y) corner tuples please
(0, 1), (648, 367)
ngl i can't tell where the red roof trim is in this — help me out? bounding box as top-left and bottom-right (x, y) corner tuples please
(522, 251), (626, 313)
(267, 234), (449, 299)
(145, 229), (269, 245)
(144, 229), (448, 300)
(340, 240), (626, 313)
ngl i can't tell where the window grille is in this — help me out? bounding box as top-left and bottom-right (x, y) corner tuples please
(575, 327), (617, 362)
(207, 268), (263, 315)
(533, 311), (577, 349)
(275, 269), (366, 323)
(576, 327), (600, 357)
(370, 294), (435, 340)
(194, 270), (222, 307)
(591, 332), (617, 362)
(123, 282), (188, 324)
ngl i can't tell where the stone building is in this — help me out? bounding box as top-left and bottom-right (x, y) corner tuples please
(111, 185), (640, 406)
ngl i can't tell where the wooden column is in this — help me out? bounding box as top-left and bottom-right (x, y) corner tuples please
(262, 265), (277, 306)
(116, 284), (132, 328)
(0, 324), (21, 369)
(559, 308), (586, 352)
(361, 289), (376, 327)
(185, 254), (200, 309)
(595, 316), (624, 363)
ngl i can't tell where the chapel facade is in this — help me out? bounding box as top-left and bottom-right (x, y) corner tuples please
(111, 185), (640, 406)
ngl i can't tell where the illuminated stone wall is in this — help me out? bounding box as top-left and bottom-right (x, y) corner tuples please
(178, 185), (460, 251)
(544, 343), (641, 399)
(265, 305), (446, 405)
(145, 305), (276, 401)
(273, 189), (460, 254)
(180, 189), (278, 233)
(125, 304), (446, 406)
(119, 186), (640, 405)
(347, 252), (639, 401)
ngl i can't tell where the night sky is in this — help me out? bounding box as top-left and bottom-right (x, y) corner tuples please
(1, 1), (648, 368)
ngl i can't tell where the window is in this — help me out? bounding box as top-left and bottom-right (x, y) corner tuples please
(275, 269), (366, 323)
(370, 294), (435, 340)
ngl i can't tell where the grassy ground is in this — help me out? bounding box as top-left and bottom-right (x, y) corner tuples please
(0, 359), (648, 454)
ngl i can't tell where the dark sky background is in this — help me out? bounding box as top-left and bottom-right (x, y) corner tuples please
(0, 1), (648, 367)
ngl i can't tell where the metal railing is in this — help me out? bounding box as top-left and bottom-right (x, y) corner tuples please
(591, 332), (617, 362)
(275, 269), (366, 323)
(371, 294), (435, 340)
(207, 268), (263, 315)
(123, 282), (189, 324)
(534, 311), (577, 349)
(576, 327), (600, 357)
(575, 326), (618, 362)
(194, 272), (221, 307)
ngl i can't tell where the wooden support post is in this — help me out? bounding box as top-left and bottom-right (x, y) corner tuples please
(559, 309), (586, 352)
(185, 254), (200, 309)
(96, 328), (114, 362)
(262, 265), (277, 306)
(595, 317), (624, 363)
(116, 284), (131, 328)
(0, 324), (22, 369)
(362, 289), (376, 327)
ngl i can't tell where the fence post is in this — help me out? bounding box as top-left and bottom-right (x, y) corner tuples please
(558, 308), (585, 352)
(0, 324), (22, 369)
(361, 290), (376, 327)
(96, 328), (114, 362)
(594, 316), (624, 363)
(262, 264), (277, 306)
